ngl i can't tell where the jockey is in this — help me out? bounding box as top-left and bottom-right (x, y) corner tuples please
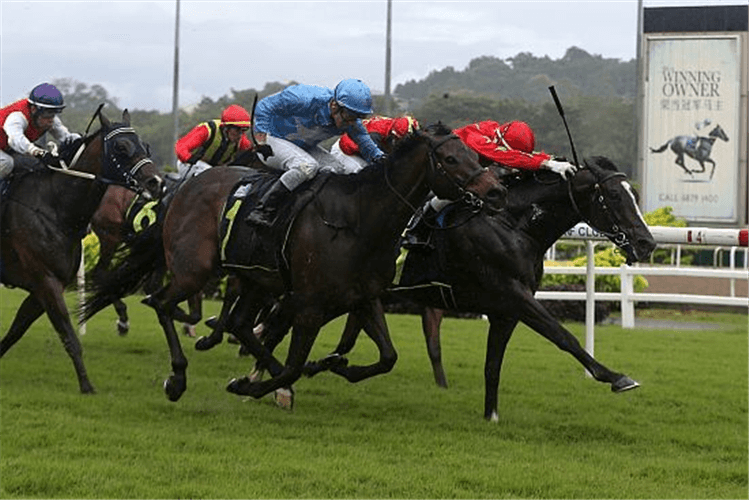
(0, 83), (81, 181)
(404, 120), (578, 249)
(174, 104), (256, 179)
(330, 115), (419, 173)
(245, 78), (386, 227)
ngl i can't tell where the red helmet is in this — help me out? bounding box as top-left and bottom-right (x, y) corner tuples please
(496, 121), (535, 153)
(221, 105), (251, 128)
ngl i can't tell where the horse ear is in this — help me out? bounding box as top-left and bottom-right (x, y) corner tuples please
(99, 112), (111, 129)
(122, 109), (131, 126)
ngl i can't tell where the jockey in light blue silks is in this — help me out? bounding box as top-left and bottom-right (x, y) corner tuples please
(245, 79), (386, 227)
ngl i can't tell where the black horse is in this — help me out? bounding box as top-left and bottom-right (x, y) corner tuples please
(302, 156), (656, 420)
(0, 110), (164, 394)
(650, 124), (729, 180)
(80, 123), (505, 403)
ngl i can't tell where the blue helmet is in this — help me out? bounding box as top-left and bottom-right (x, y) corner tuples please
(28, 83), (65, 113)
(334, 79), (373, 116)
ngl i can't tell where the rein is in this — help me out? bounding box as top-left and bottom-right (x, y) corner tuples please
(384, 132), (488, 216)
(567, 170), (632, 248)
(54, 124), (155, 196)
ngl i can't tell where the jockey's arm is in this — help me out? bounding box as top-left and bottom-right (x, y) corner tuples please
(347, 121), (384, 162)
(3, 111), (44, 156)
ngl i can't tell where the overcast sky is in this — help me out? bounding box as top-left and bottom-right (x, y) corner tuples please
(0, 0), (743, 112)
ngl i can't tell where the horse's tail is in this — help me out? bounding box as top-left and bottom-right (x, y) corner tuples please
(649, 140), (670, 153)
(77, 222), (165, 323)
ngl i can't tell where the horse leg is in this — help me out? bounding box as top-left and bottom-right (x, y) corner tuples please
(328, 298), (398, 383)
(708, 159), (716, 180)
(143, 283), (192, 402)
(515, 286), (638, 393)
(112, 299), (130, 336)
(227, 307), (321, 399)
(303, 310), (364, 377)
(181, 292), (202, 338)
(422, 307), (448, 388)
(36, 280), (96, 394)
(0, 293), (45, 356)
(674, 154), (692, 175)
(483, 313), (519, 422)
(196, 283), (241, 351)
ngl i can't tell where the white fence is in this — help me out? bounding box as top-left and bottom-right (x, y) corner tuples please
(539, 223), (748, 368)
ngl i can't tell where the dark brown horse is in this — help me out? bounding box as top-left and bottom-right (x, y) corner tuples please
(303, 156), (656, 420)
(81, 123), (504, 403)
(0, 110), (164, 394)
(90, 183), (202, 337)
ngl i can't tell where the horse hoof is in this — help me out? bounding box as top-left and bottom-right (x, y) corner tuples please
(116, 319), (129, 336)
(195, 336), (217, 351)
(227, 377), (253, 397)
(248, 368), (264, 383)
(612, 376), (640, 393)
(163, 378), (184, 402)
(274, 387), (294, 411)
(182, 324), (197, 338)
(204, 316), (218, 329)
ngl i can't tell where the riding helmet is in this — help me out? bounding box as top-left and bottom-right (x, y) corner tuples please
(28, 83), (65, 112)
(221, 105), (251, 128)
(334, 79), (373, 116)
(497, 121), (535, 153)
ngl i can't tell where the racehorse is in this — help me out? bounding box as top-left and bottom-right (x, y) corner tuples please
(80, 123), (504, 403)
(90, 183), (202, 337)
(0, 110), (164, 394)
(650, 124), (729, 180)
(303, 156), (656, 420)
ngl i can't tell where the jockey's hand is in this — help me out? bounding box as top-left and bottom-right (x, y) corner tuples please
(372, 154), (388, 165)
(543, 159), (577, 179)
(29, 145), (47, 158)
(40, 152), (62, 168)
(255, 144), (273, 161)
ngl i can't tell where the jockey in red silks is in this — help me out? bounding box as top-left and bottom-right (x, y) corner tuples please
(330, 115), (420, 173)
(405, 120), (578, 249)
(174, 104), (255, 179)
(0, 82), (80, 181)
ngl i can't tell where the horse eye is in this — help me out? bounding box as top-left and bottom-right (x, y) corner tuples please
(444, 155), (458, 165)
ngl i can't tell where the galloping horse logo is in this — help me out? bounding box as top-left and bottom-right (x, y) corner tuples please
(650, 124), (729, 181)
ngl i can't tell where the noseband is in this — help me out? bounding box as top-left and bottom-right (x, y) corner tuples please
(568, 170), (633, 250)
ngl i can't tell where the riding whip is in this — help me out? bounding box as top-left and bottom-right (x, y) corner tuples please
(548, 86), (581, 169)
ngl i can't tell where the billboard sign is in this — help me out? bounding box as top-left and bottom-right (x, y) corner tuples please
(643, 35), (742, 223)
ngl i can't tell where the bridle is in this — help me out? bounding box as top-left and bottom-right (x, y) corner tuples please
(568, 169), (633, 251)
(59, 124), (157, 198)
(385, 130), (491, 213)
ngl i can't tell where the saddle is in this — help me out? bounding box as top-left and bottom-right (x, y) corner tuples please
(218, 171), (331, 286)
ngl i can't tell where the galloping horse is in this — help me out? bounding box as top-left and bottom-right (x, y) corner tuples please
(81, 123), (504, 403)
(650, 124), (729, 180)
(304, 156), (656, 420)
(90, 182), (203, 337)
(0, 110), (163, 394)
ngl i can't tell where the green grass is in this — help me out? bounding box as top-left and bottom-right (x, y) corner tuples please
(1, 287), (747, 499)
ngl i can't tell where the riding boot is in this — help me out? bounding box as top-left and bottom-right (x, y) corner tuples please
(402, 204), (437, 250)
(245, 180), (290, 227)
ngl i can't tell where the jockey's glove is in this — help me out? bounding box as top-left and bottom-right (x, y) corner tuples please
(255, 144), (274, 161)
(40, 152), (62, 168)
(28, 145), (47, 158)
(543, 159), (577, 179)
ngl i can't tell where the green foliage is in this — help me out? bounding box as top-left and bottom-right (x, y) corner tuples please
(82, 232), (100, 274)
(542, 246), (649, 293)
(1, 288), (746, 499)
(643, 206), (694, 265)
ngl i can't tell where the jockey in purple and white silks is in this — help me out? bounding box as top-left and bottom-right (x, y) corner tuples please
(0, 83), (80, 180)
(245, 79), (386, 227)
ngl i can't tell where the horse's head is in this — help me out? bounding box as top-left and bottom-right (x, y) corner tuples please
(570, 157), (656, 264)
(415, 123), (505, 210)
(97, 110), (164, 200)
(709, 124), (729, 142)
